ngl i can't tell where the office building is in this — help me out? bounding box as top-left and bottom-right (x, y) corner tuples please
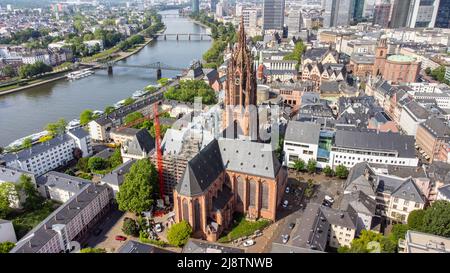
(192, 0), (200, 13)
(435, 0), (450, 28)
(390, 0), (412, 28)
(352, 0), (365, 22)
(398, 230), (450, 253)
(210, 0), (217, 12)
(373, 2), (391, 28)
(287, 9), (303, 37)
(322, 0), (353, 28)
(263, 0), (285, 31)
(406, 0), (440, 28)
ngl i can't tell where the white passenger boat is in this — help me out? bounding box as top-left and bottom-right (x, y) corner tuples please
(66, 119), (81, 130)
(132, 90), (145, 99)
(67, 69), (95, 80)
(114, 99), (126, 109)
(6, 131), (50, 148)
(93, 110), (104, 116)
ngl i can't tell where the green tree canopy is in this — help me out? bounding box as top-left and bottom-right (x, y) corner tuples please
(407, 209), (425, 230)
(164, 80), (217, 105)
(88, 157), (109, 171)
(323, 166), (334, 177)
(109, 148), (123, 169)
(123, 97), (135, 106)
(335, 165), (349, 179)
(18, 61), (52, 78)
(167, 221), (192, 247)
(104, 106), (115, 114)
(79, 247), (106, 253)
(338, 230), (395, 253)
(122, 218), (139, 236)
(116, 159), (158, 214)
(45, 118), (67, 136)
(21, 138), (33, 149)
(0, 182), (18, 218)
(124, 112), (144, 125)
(15, 174), (43, 211)
(292, 159), (305, 172)
(420, 200), (450, 237)
(0, 242), (15, 253)
(79, 109), (93, 126)
(307, 159), (317, 174)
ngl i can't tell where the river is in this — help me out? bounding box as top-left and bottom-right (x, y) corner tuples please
(0, 10), (211, 147)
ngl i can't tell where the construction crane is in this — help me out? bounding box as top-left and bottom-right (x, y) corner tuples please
(115, 102), (167, 202)
(153, 103), (165, 201)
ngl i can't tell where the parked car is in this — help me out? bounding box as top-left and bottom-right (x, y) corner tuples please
(325, 195), (335, 203)
(282, 234), (290, 244)
(288, 223), (295, 229)
(243, 239), (255, 247)
(154, 223), (163, 233)
(285, 187), (290, 194)
(115, 235), (127, 241)
(322, 200), (332, 207)
(282, 200), (289, 208)
(254, 230), (263, 237)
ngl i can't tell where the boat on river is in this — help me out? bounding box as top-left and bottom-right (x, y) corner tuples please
(132, 89), (146, 99)
(66, 119), (81, 130)
(6, 131), (50, 148)
(67, 69), (95, 80)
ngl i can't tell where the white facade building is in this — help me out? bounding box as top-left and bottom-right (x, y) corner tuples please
(399, 101), (429, 136)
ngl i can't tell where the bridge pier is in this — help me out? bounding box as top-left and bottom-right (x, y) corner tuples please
(156, 68), (162, 80)
(176, 34), (178, 41)
(200, 34), (203, 41)
(188, 34), (191, 41)
(164, 34), (167, 40)
(107, 65), (113, 75)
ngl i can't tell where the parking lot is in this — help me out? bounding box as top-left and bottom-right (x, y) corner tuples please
(261, 172), (346, 252)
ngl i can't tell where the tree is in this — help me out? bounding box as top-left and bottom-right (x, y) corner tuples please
(15, 174), (43, 211)
(389, 224), (409, 244)
(420, 200), (450, 237)
(283, 40), (306, 65)
(79, 109), (93, 125)
(163, 79), (217, 105)
(307, 159), (317, 174)
(104, 106), (115, 114)
(21, 138), (32, 149)
(122, 218), (139, 236)
(77, 157), (90, 172)
(88, 157), (109, 171)
(109, 148), (123, 169)
(124, 112), (144, 125)
(79, 247), (106, 253)
(339, 230), (395, 253)
(157, 77), (170, 87)
(425, 67), (432, 75)
(0, 182), (18, 218)
(2, 65), (16, 78)
(123, 97), (135, 106)
(167, 221), (192, 247)
(45, 118), (67, 136)
(323, 166), (334, 177)
(407, 209), (425, 230)
(0, 242), (15, 253)
(335, 165), (349, 179)
(292, 159), (305, 172)
(116, 159), (158, 214)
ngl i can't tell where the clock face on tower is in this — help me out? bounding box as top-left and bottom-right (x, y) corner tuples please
(235, 78), (240, 85)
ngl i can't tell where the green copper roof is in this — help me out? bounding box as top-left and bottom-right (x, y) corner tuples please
(387, 55), (416, 63)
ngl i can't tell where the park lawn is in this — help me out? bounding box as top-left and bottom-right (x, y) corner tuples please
(217, 214), (271, 243)
(8, 200), (61, 239)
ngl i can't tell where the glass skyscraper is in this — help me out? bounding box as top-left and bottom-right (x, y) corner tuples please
(436, 0), (450, 28)
(263, 0), (286, 31)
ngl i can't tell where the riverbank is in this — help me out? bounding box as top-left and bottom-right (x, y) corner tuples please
(0, 26), (168, 97)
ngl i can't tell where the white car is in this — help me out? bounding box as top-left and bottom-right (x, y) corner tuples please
(325, 195), (335, 203)
(282, 234), (290, 244)
(285, 187), (290, 194)
(154, 223), (162, 233)
(243, 239), (255, 247)
(282, 200), (289, 208)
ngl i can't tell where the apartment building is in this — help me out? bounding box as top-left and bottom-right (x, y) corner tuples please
(283, 121), (418, 170)
(100, 159), (135, 197)
(10, 183), (112, 253)
(344, 162), (427, 222)
(1, 128), (92, 176)
(416, 118), (450, 163)
(398, 230), (450, 253)
(399, 101), (429, 136)
(36, 171), (90, 203)
(120, 129), (155, 162)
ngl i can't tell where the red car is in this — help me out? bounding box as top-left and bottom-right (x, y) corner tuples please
(115, 235), (127, 241)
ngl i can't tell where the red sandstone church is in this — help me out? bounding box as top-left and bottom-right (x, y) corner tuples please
(172, 19), (288, 242)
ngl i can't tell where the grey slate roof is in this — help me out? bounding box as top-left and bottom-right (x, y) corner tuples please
(176, 138), (282, 197)
(123, 129), (155, 156)
(438, 184), (450, 200)
(320, 81), (340, 94)
(37, 171), (90, 193)
(117, 240), (173, 253)
(339, 190), (377, 216)
(182, 238), (244, 253)
(284, 121), (321, 145)
(110, 127), (141, 136)
(403, 101), (429, 121)
(10, 183), (110, 253)
(334, 130), (416, 158)
(101, 159), (136, 186)
(0, 166), (34, 183)
(391, 177), (426, 203)
(1, 134), (72, 163)
(68, 127), (89, 139)
(420, 118), (450, 139)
